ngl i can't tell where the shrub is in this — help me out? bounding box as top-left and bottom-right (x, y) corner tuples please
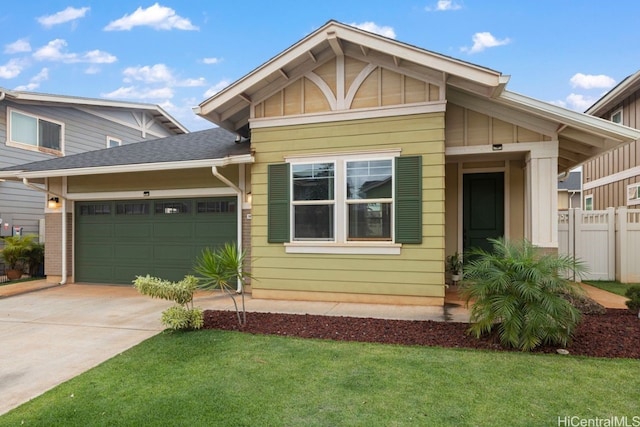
(133, 275), (203, 331)
(625, 285), (640, 315)
(459, 238), (586, 351)
(194, 242), (252, 325)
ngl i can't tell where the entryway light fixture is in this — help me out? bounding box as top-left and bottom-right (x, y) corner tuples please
(48, 197), (60, 209)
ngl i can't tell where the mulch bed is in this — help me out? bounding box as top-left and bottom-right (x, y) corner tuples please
(203, 308), (640, 359)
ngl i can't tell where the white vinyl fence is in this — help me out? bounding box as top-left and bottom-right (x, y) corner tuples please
(558, 207), (640, 282)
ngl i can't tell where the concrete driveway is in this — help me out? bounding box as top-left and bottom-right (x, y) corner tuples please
(0, 284), (173, 415)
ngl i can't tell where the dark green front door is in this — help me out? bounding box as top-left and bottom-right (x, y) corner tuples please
(463, 173), (504, 253)
(75, 197), (237, 284)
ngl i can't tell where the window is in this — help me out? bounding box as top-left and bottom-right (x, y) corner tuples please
(292, 162), (335, 240)
(8, 108), (63, 153)
(610, 108), (623, 124)
(197, 201), (236, 213)
(155, 201), (191, 214)
(627, 183), (640, 206)
(267, 152), (422, 254)
(107, 136), (121, 148)
(79, 204), (111, 216)
(584, 195), (593, 211)
(116, 202), (149, 215)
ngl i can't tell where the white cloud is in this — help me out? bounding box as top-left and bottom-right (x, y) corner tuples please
(85, 65), (101, 75)
(33, 39), (116, 64)
(569, 73), (616, 90)
(349, 22), (396, 39)
(5, 39), (31, 54)
(101, 86), (174, 100)
(565, 93), (597, 111)
(462, 32), (510, 53)
(104, 3), (198, 31)
(178, 77), (206, 87)
(0, 59), (25, 79)
(426, 0), (462, 11)
(37, 6), (90, 28)
(14, 68), (49, 91)
(204, 79), (231, 98)
(123, 64), (173, 84)
(203, 57), (222, 65)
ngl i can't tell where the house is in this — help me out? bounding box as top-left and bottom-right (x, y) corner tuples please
(558, 170), (582, 209)
(1, 21), (639, 305)
(0, 88), (187, 243)
(582, 69), (640, 210)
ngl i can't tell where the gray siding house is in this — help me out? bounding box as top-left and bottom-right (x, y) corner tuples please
(0, 88), (187, 241)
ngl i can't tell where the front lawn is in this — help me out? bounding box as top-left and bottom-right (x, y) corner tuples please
(583, 280), (638, 297)
(3, 331), (639, 426)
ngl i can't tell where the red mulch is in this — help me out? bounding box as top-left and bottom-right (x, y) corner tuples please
(202, 308), (640, 359)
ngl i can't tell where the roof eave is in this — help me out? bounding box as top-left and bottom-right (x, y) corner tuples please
(585, 70), (640, 116)
(0, 154), (255, 180)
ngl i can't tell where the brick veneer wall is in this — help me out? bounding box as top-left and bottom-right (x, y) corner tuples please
(44, 212), (72, 279)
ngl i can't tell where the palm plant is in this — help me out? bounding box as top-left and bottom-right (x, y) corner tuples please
(1, 234), (37, 277)
(459, 238), (586, 351)
(193, 243), (252, 325)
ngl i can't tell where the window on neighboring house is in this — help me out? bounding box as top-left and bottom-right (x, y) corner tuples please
(267, 152), (422, 253)
(610, 107), (623, 124)
(627, 183), (640, 206)
(584, 195), (594, 211)
(8, 108), (63, 153)
(107, 136), (121, 148)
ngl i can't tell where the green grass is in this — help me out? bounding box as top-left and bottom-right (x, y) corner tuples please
(2, 331), (639, 426)
(583, 280), (638, 296)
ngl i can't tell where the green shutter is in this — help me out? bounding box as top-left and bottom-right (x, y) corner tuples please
(268, 163), (291, 243)
(395, 156), (422, 244)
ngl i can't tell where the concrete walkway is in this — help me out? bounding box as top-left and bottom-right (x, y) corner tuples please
(0, 279), (629, 416)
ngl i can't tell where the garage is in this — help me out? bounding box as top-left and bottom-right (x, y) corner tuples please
(75, 197), (237, 284)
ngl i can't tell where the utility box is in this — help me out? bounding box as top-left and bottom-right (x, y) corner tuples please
(13, 226), (23, 237)
(0, 215), (12, 237)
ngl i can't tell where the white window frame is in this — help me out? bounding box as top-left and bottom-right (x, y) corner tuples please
(106, 136), (122, 148)
(627, 183), (640, 206)
(610, 107), (623, 124)
(584, 194), (594, 211)
(6, 107), (65, 155)
(285, 150), (401, 255)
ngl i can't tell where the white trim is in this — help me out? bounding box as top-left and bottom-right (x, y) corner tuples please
(584, 194), (594, 211)
(11, 154), (255, 179)
(305, 72), (338, 110)
(65, 187), (237, 201)
(76, 107), (171, 139)
(285, 243), (401, 255)
(627, 183), (640, 206)
(583, 164), (640, 190)
(250, 101), (446, 129)
(610, 107), (623, 124)
(285, 149), (401, 161)
(7, 107), (65, 155)
(106, 136), (122, 148)
(446, 140), (558, 158)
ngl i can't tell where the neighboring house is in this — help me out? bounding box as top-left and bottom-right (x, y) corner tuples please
(558, 170), (582, 209)
(582, 69), (640, 210)
(0, 88), (187, 241)
(2, 21), (639, 305)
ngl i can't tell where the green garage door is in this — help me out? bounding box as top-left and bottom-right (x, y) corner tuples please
(75, 197), (237, 284)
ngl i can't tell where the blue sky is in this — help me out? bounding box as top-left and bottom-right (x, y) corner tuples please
(1, 1), (639, 132)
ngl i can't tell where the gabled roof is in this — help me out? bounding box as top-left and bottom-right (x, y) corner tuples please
(195, 20), (509, 136)
(196, 20), (640, 172)
(585, 69), (640, 117)
(0, 127), (252, 180)
(0, 87), (188, 135)
(558, 171), (582, 191)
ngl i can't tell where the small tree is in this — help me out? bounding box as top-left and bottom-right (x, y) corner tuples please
(625, 285), (640, 318)
(194, 243), (252, 326)
(1, 234), (37, 270)
(459, 238), (586, 351)
(133, 275), (203, 331)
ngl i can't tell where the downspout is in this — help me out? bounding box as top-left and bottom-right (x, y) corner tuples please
(22, 178), (67, 285)
(211, 166), (243, 293)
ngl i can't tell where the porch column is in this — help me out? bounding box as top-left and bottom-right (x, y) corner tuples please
(524, 141), (559, 248)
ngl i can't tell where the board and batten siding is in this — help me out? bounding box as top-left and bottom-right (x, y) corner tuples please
(583, 89), (640, 210)
(250, 113), (446, 305)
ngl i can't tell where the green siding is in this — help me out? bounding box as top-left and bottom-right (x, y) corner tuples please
(75, 197), (237, 284)
(395, 155), (422, 243)
(267, 163), (290, 243)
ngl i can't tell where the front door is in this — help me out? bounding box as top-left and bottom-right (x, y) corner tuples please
(463, 172), (504, 253)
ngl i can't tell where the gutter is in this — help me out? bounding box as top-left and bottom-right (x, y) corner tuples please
(21, 178), (67, 285)
(211, 166), (244, 293)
